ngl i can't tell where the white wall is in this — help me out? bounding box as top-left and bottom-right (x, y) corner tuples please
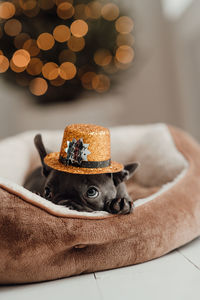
(167, 0), (200, 140)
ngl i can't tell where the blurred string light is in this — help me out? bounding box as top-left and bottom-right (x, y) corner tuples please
(53, 25), (70, 42)
(0, 0), (135, 100)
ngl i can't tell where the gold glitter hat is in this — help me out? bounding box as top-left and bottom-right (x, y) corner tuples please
(44, 123), (123, 175)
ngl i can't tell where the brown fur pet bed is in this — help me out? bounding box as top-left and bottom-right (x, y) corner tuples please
(0, 124), (200, 284)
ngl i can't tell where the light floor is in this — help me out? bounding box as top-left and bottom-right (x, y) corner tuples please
(1, 237), (200, 300)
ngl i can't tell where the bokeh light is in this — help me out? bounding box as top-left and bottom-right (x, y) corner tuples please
(0, 0), (135, 98)
(103, 61), (118, 74)
(115, 45), (134, 64)
(0, 2), (16, 19)
(23, 39), (40, 56)
(59, 62), (76, 80)
(114, 58), (131, 70)
(59, 49), (76, 64)
(53, 25), (70, 42)
(81, 71), (96, 90)
(115, 16), (134, 34)
(12, 0), (23, 16)
(19, 0), (37, 11)
(12, 49), (30, 67)
(50, 76), (65, 87)
(67, 36), (85, 52)
(101, 3), (119, 21)
(4, 19), (22, 36)
(37, 33), (55, 50)
(57, 2), (74, 20)
(70, 20), (88, 38)
(29, 77), (48, 96)
(39, 0), (55, 10)
(54, 0), (73, 5)
(26, 57), (43, 75)
(10, 58), (26, 72)
(23, 3), (40, 17)
(94, 49), (112, 66)
(92, 74), (110, 93)
(85, 1), (101, 19)
(116, 33), (135, 47)
(0, 55), (9, 73)
(42, 62), (59, 80)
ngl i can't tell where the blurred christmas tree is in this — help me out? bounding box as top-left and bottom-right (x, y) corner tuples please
(0, 0), (135, 103)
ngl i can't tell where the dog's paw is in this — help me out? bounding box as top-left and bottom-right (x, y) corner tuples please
(105, 198), (134, 215)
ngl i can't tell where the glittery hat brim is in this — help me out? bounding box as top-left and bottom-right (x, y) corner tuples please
(44, 152), (124, 174)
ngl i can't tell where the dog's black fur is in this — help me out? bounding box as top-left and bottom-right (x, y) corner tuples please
(24, 135), (139, 214)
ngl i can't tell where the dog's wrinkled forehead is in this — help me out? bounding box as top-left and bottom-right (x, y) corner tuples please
(47, 170), (112, 189)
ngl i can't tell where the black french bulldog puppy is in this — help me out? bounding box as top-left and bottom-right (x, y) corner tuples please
(24, 135), (139, 214)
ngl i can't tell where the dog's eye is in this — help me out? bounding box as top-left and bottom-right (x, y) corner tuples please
(86, 187), (99, 199)
(44, 187), (52, 199)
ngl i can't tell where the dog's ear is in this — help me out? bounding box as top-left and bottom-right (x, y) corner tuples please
(113, 163), (139, 186)
(34, 134), (51, 177)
